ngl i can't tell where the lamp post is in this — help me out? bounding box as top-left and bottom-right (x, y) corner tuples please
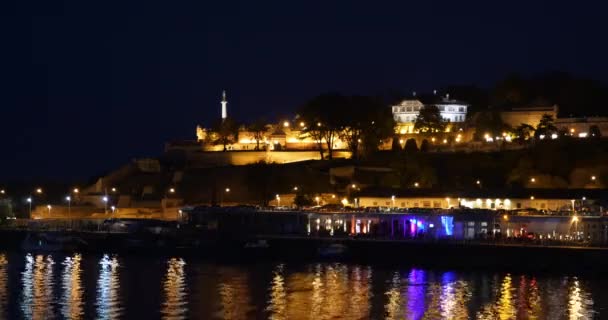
(102, 196), (108, 214)
(66, 196), (71, 219)
(391, 195), (396, 209)
(26, 197), (32, 217)
(315, 196), (320, 206)
(111, 206), (116, 215)
(276, 194), (281, 207)
(221, 188), (230, 206)
(46, 204), (52, 217)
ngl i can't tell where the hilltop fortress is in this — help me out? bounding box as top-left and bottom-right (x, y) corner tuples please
(165, 91), (608, 167)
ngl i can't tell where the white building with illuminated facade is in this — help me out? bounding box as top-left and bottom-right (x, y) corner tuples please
(392, 93), (469, 134)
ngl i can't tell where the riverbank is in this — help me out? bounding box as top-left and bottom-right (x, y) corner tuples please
(1, 228), (608, 272)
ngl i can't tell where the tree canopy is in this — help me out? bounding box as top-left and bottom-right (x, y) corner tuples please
(210, 117), (239, 151)
(473, 110), (511, 141)
(248, 118), (268, 150)
(534, 114), (558, 139)
(414, 105), (447, 133)
(298, 93), (395, 160)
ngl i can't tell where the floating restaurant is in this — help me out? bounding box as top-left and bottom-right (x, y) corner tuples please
(181, 205), (608, 245)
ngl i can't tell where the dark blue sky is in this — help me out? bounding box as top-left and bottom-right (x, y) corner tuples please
(2, 0), (608, 180)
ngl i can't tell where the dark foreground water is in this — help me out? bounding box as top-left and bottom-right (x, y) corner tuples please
(0, 251), (603, 319)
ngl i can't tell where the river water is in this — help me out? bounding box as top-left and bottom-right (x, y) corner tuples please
(0, 251), (602, 319)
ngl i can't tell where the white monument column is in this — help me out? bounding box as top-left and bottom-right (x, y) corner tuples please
(221, 90), (228, 120)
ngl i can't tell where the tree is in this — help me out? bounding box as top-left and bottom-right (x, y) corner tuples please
(294, 194), (313, 207)
(404, 139), (418, 153)
(248, 118), (268, 150)
(514, 123), (535, 144)
(339, 95), (395, 159)
(589, 125), (602, 138)
(414, 105), (447, 133)
(420, 139), (430, 152)
(298, 93), (347, 160)
(534, 114), (558, 139)
(391, 137), (402, 152)
(210, 117), (239, 151)
(473, 110), (511, 141)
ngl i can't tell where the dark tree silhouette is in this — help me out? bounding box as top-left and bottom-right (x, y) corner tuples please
(404, 139), (418, 153)
(589, 125), (602, 138)
(298, 93), (347, 160)
(414, 105), (447, 133)
(420, 139), (430, 152)
(473, 110), (511, 141)
(514, 123), (535, 144)
(391, 136), (402, 152)
(248, 118), (268, 150)
(210, 117), (239, 151)
(534, 114), (558, 139)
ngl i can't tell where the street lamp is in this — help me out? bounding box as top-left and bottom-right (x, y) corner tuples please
(530, 177), (536, 183)
(414, 182), (419, 188)
(46, 204), (52, 217)
(111, 206), (116, 215)
(351, 184), (357, 189)
(293, 186), (298, 191)
(169, 188), (175, 194)
(26, 197), (32, 216)
(102, 196), (108, 214)
(66, 196), (71, 219)
(276, 194), (281, 207)
(315, 196), (320, 206)
(591, 176), (597, 181)
(391, 195), (396, 208)
(0, 190), (4, 195)
(73, 188), (79, 194)
(36, 188), (42, 194)
(476, 180), (481, 186)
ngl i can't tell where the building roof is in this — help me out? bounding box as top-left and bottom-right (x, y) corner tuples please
(397, 94), (469, 106)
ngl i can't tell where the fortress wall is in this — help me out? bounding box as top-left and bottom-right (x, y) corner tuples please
(185, 151), (352, 167)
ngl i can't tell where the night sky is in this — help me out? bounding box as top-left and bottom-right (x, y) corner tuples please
(2, 1), (608, 180)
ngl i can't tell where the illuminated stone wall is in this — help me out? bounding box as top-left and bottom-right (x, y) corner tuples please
(500, 106), (558, 128)
(185, 151), (352, 167)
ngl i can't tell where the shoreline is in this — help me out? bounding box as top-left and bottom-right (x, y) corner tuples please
(1, 229), (607, 272)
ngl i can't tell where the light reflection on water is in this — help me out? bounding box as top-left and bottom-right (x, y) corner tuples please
(161, 257), (188, 320)
(61, 253), (84, 319)
(96, 254), (121, 319)
(21, 254), (55, 319)
(0, 254), (7, 318)
(0, 252), (601, 318)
